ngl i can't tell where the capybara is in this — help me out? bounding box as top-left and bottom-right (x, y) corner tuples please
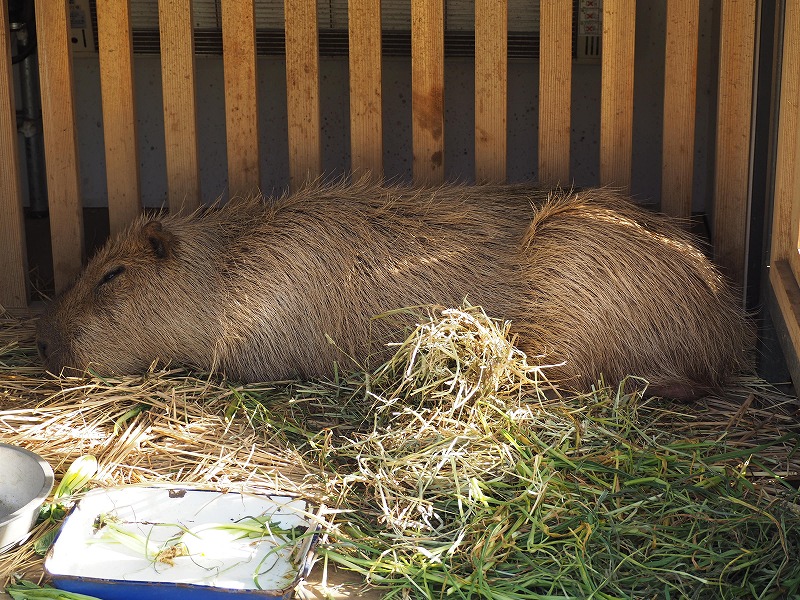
(35, 182), (752, 399)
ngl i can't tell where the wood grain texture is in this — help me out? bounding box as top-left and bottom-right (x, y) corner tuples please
(348, 0), (383, 179)
(599, 0), (636, 193)
(285, 0), (321, 190)
(0, 0), (28, 307)
(475, 0), (507, 183)
(538, 0), (572, 186)
(158, 0), (201, 212)
(222, 0), (261, 198)
(712, 0), (755, 286)
(411, 0), (445, 185)
(661, 0), (699, 219)
(97, 0), (141, 235)
(770, 0), (800, 277)
(770, 261), (800, 371)
(35, 0), (85, 293)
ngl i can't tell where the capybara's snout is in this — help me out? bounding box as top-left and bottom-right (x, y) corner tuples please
(35, 311), (68, 375)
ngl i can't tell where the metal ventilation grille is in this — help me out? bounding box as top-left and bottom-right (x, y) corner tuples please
(89, 0), (590, 61)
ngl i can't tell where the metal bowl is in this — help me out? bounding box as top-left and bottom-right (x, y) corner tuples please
(0, 443), (54, 552)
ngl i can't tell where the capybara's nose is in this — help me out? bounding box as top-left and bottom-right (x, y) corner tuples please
(37, 338), (49, 362)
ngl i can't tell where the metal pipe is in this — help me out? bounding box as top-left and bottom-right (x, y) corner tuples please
(13, 21), (48, 217)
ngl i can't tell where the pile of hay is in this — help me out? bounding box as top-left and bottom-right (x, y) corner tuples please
(1, 306), (799, 599)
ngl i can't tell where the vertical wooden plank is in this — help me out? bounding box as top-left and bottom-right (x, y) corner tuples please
(348, 0), (383, 178)
(538, 0), (572, 186)
(599, 0), (636, 193)
(713, 0), (756, 285)
(285, 0), (321, 190)
(661, 0), (699, 219)
(0, 0), (28, 308)
(771, 0), (800, 266)
(222, 0), (261, 198)
(411, 0), (445, 185)
(158, 0), (201, 212)
(35, 0), (84, 293)
(475, 0), (507, 183)
(769, 0), (800, 366)
(97, 0), (141, 235)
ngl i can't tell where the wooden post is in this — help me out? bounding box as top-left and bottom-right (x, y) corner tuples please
(475, 0), (507, 183)
(0, 0), (28, 308)
(158, 0), (201, 212)
(348, 0), (384, 179)
(538, 0), (572, 187)
(661, 0), (699, 220)
(599, 0), (636, 193)
(713, 0), (756, 286)
(411, 0), (445, 185)
(770, 0), (800, 268)
(97, 0), (142, 235)
(285, 0), (322, 190)
(768, 0), (800, 370)
(222, 0), (261, 198)
(35, 0), (85, 292)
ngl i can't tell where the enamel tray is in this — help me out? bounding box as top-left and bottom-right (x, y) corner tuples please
(45, 486), (318, 600)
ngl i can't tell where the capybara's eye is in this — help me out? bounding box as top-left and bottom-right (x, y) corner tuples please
(98, 266), (125, 287)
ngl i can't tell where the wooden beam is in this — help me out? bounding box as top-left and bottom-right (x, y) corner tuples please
(348, 0), (383, 179)
(158, 0), (201, 212)
(475, 0), (507, 183)
(599, 0), (636, 193)
(35, 0), (85, 292)
(222, 0), (261, 198)
(285, 0), (321, 190)
(411, 0), (445, 185)
(0, 0), (28, 307)
(770, 0), (800, 271)
(712, 0), (755, 286)
(661, 0), (699, 219)
(770, 261), (800, 373)
(538, 0), (572, 186)
(97, 0), (141, 235)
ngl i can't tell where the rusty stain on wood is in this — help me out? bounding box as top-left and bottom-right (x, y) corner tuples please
(411, 0), (445, 185)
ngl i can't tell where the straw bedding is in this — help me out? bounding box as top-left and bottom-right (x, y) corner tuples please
(1, 306), (799, 599)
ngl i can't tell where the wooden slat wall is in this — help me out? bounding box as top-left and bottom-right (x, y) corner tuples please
(538, 0), (573, 187)
(0, 1), (770, 307)
(222, 0), (261, 198)
(713, 0), (756, 285)
(474, 0), (507, 183)
(0, 0), (28, 308)
(96, 0), (141, 235)
(411, 0), (445, 185)
(158, 0), (201, 213)
(35, 0), (85, 293)
(348, 0), (383, 179)
(769, 0), (800, 354)
(599, 0), (636, 194)
(661, 0), (699, 220)
(285, 0), (322, 190)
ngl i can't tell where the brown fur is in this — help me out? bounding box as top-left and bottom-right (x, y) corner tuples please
(35, 182), (753, 399)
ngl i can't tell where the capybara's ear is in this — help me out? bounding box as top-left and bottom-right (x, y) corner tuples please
(141, 220), (175, 260)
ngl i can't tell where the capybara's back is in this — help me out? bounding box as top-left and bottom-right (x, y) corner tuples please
(35, 182), (752, 399)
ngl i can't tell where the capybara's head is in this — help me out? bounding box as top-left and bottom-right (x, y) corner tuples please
(36, 216), (221, 378)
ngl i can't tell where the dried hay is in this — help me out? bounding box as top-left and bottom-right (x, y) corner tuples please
(1, 306), (799, 599)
